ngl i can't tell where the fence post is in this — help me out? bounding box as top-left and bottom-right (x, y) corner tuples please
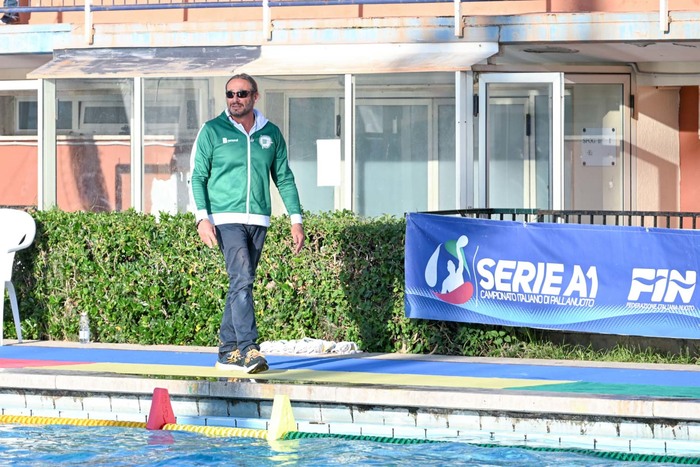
(454, 0), (462, 37)
(659, 0), (669, 33)
(84, 0), (93, 45)
(263, 0), (271, 40)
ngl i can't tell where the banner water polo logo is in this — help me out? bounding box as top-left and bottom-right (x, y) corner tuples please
(424, 235), (474, 304)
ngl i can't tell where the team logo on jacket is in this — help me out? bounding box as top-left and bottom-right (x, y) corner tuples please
(259, 135), (273, 149)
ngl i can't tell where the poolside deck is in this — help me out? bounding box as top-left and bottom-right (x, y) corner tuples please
(1, 340), (700, 456)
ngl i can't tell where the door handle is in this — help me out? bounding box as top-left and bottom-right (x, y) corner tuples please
(526, 113), (531, 137)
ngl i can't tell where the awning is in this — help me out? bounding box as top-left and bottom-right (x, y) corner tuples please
(28, 46), (261, 79)
(239, 42), (499, 75)
(29, 42), (498, 79)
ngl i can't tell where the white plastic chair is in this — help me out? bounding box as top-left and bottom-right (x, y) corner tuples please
(0, 208), (36, 346)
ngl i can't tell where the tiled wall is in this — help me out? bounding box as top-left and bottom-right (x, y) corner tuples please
(2, 387), (700, 456)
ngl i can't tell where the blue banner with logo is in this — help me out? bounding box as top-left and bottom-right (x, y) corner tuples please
(405, 213), (700, 339)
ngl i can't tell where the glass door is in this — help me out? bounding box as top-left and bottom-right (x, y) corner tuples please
(353, 99), (431, 217)
(563, 75), (630, 211)
(288, 95), (340, 213)
(478, 73), (563, 210)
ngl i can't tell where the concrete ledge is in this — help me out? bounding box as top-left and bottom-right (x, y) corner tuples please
(2, 368), (700, 444)
(3, 368), (700, 421)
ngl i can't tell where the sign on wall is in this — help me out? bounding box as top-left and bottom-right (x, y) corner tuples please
(405, 213), (700, 339)
(580, 127), (617, 167)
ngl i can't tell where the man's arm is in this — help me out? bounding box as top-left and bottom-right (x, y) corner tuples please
(291, 222), (305, 254)
(196, 219), (218, 248)
(190, 125), (216, 248)
(189, 124), (214, 222)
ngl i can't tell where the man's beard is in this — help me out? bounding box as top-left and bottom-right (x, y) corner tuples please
(230, 104), (253, 119)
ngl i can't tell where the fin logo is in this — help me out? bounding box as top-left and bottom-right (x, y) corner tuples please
(424, 235), (474, 305)
(627, 268), (697, 303)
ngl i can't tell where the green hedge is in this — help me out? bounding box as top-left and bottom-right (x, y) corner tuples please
(6, 209), (492, 353)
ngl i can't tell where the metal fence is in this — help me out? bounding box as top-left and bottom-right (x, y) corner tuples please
(0, 0), (466, 43)
(424, 208), (700, 230)
(5, 0), (454, 14)
(0, 0), (665, 16)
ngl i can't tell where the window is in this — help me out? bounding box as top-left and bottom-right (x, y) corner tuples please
(16, 80), (206, 136)
(16, 99), (73, 133)
(145, 106), (180, 125)
(17, 101), (37, 131)
(82, 103), (129, 125)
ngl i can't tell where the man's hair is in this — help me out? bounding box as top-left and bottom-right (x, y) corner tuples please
(227, 74), (258, 93)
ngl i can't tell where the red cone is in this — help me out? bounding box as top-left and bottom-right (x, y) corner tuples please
(146, 387), (176, 430)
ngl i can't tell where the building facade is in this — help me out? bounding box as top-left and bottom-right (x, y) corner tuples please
(1, 0), (699, 219)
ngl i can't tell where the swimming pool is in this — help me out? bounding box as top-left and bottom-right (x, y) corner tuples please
(0, 424), (693, 466)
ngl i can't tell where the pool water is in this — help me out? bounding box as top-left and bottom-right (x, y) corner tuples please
(0, 424), (683, 466)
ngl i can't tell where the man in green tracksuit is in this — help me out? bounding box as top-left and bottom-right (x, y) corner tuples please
(190, 74), (305, 374)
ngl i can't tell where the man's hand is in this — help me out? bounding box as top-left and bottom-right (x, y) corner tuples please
(197, 219), (218, 248)
(291, 223), (305, 255)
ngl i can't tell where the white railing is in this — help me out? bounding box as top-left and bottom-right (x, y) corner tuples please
(0, 0), (671, 43)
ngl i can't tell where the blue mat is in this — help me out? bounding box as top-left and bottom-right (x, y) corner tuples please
(2, 345), (700, 388)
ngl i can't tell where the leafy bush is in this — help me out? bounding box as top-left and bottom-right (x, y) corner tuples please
(6, 209), (486, 353)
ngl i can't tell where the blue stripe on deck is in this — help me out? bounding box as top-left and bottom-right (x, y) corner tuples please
(1, 345), (699, 387)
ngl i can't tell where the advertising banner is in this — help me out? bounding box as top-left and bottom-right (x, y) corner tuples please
(405, 213), (700, 339)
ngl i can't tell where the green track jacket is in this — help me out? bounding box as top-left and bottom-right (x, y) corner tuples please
(190, 109), (302, 227)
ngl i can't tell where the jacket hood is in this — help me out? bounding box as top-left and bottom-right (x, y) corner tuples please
(222, 108), (269, 132)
